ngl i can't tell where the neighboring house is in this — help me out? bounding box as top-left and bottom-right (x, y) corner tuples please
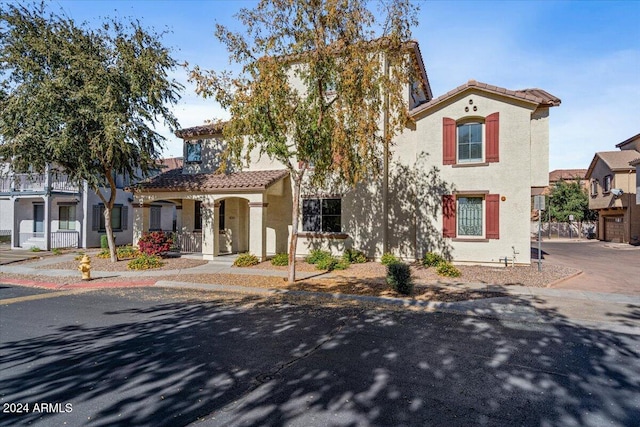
(632, 157), (640, 205)
(133, 42), (560, 265)
(0, 163), (134, 250)
(585, 146), (639, 244)
(547, 169), (588, 193)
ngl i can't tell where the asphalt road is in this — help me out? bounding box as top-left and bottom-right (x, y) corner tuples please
(541, 240), (640, 295)
(1, 286), (639, 427)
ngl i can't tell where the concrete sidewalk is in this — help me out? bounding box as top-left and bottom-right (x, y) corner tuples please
(2, 253), (639, 334)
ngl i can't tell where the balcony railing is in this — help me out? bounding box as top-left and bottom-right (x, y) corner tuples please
(0, 173), (79, 193)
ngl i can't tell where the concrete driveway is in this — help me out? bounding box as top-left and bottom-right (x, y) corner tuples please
(540, 240), (640, 296)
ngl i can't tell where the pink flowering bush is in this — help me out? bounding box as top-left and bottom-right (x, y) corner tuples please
(137, 231), (173, 256)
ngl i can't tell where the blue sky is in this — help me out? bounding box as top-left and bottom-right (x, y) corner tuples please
(52, 0), (640, 170)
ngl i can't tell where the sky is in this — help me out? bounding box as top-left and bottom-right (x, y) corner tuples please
(45, 0), (640, 171)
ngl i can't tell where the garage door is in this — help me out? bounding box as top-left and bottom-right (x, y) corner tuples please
(604, 216), (625, 243)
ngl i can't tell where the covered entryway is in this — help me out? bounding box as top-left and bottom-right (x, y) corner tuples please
(132, 169), (291, 261)
(604, 216), (625, 243)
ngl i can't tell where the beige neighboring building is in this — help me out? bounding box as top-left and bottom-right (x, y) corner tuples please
(133, 42), (560, 265)
(586, 146), (639, 244)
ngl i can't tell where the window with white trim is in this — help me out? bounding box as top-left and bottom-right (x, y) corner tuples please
(186, 140), (202, 163)
(590, 180), (598, 197)
(457, 197), (483, 237)
(603, 175), (612, 193)
(303, 198), (341, 233)
(457, 123), (483, 163)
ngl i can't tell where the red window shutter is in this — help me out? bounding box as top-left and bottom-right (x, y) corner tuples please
(486, 194), (500, 239)
(486, 112), (499, 163)
(442, 117), (456, 165)
(442, 195), (456, 238)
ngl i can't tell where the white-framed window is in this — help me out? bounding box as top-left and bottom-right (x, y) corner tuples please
(590, 179), (598, 197)
(303, 198), (342, 233)
(457, 196), (484, 237)
(59, 205), (76, 230)
(457, 122), (483, 163)
(186, 140), (202, 163)
(603, 175), (612, 193)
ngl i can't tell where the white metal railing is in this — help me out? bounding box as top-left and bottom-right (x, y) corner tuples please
(176, 231), (202, 253)
(51, 231), (79, 249)
(0, 173), (79, 193)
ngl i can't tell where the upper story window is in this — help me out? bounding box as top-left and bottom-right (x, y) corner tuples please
(303, 198), (341, 233)
(443, 112), (499, 166)
(457, 123), (483, 163)
(186, 140), (202, 163)
(603, 175), (612, 193)
(590, 180), (598, 197)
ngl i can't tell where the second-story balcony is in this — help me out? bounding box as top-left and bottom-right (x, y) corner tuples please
(0, 173), (80, 194)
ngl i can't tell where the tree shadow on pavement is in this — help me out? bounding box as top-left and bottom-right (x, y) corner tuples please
(0, 288), (638, 426)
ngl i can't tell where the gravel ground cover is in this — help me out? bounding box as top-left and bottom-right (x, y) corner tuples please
(5, 250), (580, 302)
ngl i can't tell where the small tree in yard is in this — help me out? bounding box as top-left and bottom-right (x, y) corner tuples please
(546, 179), (597, 229)
(189, 0), (418, 283)
(0, 3), (182, 262)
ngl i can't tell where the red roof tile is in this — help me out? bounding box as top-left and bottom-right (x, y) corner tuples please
(134, 169), (289, 193)
(549, 169), (587, 182)
(411, 80), (560, 117)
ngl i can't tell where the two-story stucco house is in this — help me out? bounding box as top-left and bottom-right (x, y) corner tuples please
(133, 42), (560, 265)
(585, 133), (640, 244)
(0, 163), (135, 250)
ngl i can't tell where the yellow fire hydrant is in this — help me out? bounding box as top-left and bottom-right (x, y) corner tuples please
(78, 255), (91, 280)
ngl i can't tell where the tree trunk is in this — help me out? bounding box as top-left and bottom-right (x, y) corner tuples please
(94, 168), (118, 263)
(103, 208), (117, 263)
(287, 174), (302, 284)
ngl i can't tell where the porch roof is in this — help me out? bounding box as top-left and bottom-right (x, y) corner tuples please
(134, 168), (289, 193)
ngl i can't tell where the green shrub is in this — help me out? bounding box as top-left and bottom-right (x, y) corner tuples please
(380, 252), (399, 266)
(52, 248), (62, 255)
(436, 261), (461, 278)
(100, 234), (115, 249)
(333, 258), (350, 270)
(97, 248), (111, 259)
(423, 252), (445, 268)
(117, 245), (139, 259)
(343, 248), (367, 264)
(386, 262), (413, 295)
(127, 253), (164, 270)
(29, 246), (41, 252)
(233, 252), (260, 267)
(315, 256), (338, 271)
(306, 249), (333, 265)
(271, 253), (289, 266)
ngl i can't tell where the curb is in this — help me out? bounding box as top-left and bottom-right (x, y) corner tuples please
(545, 270), (583, 288)
(2, 278), (156, 290)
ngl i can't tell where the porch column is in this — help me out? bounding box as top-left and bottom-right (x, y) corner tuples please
(10, 197), (17, 249)
(175, 205), (183, 232)
(201, 201), (219, 260)
(43, 195), (51, 251)
(249, 202), (268, 261)
(133, 203), (150, 247)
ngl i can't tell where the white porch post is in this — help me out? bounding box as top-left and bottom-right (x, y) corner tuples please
(249, 202), (268, 261)
(133, 203), (150, 247)
(43, 195), (51, 251)
(175, 205), (183, 232)
(201, 201), (219, 260)
(10, 197), (17, 249)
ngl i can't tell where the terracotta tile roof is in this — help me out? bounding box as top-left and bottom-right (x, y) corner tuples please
(135, 168), (289, 193)
(630, 157), (640, 167)
(549, 169), (587, 182)
(411, 79), (561, 117)
(175, 122), (227, 139)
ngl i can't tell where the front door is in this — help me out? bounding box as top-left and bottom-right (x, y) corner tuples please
(33, 204), (44, 233)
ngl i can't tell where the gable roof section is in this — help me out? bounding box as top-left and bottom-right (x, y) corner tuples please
(135, 168), (289, 193)
(615, 132), (640, 149)
(549, 169), (587, 182)
(175, 122), (226, 139)
(410, 79), (560, 117)
(586, 150), (639, 179)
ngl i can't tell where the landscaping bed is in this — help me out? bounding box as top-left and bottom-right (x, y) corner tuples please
(36, 254), (208, 271)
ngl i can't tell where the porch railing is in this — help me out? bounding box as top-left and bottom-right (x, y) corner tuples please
(175, 231), (202, 253)
(51, 231), (79, 249)
(0, 173), (79, 193)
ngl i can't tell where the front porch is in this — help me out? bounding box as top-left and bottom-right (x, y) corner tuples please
(132, 169), (291, 261)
